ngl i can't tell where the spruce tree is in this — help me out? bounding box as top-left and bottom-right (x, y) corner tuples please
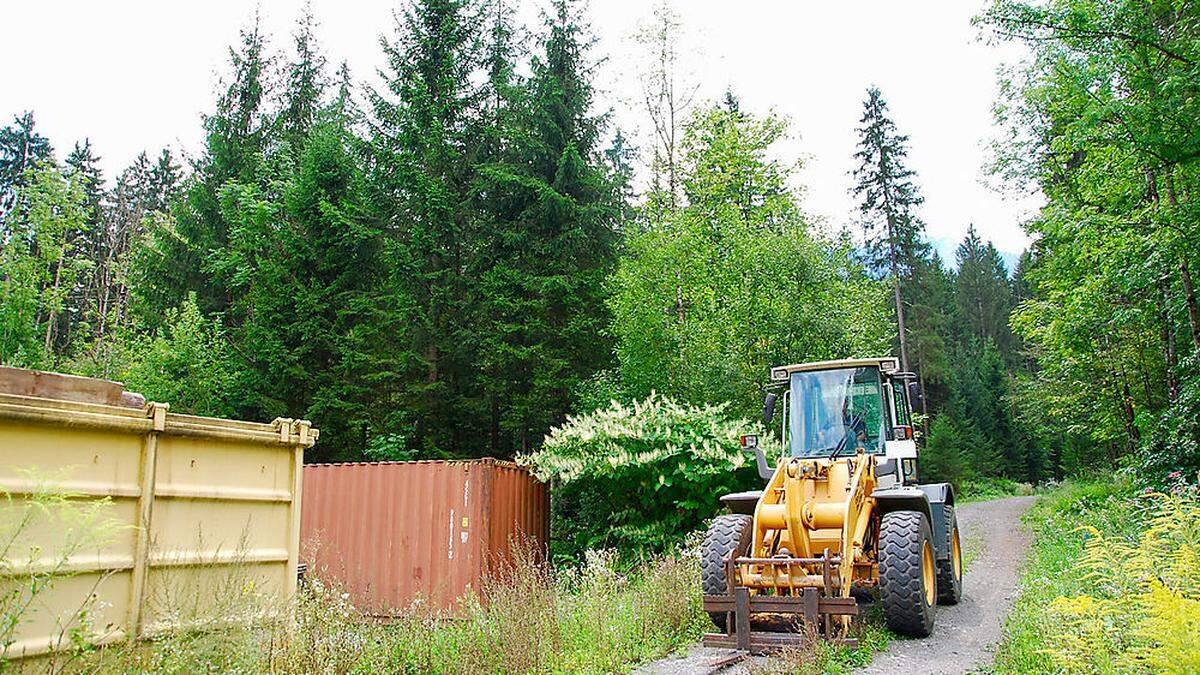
(370, 0), (486, 455)
(955, 225), (1015, 358)
(851, 86), (927, 372)
(0, 112), (53, 190)
(63, 139), (106, 347)
(475, 0), (619, 454)
(0, 112), (54, 227)
(135, 19), (272, 323)
(280, 2), (327, 155)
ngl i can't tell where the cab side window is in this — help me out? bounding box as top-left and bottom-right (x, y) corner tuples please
(892, 385), (911, 428)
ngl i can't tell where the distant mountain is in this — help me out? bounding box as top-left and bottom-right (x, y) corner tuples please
(930, 234), (1023, 275)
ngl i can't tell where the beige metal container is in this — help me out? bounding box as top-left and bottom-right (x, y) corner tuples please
(0, 368), (317, 660)
(300, 459), (548, 615)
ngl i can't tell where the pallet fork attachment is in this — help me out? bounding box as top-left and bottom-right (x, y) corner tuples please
(701, 552), (860, 654)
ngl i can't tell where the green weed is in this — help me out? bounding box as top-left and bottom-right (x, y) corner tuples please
(70, 546), (705, 674)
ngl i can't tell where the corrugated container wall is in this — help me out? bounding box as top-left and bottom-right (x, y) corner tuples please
(300, 459), (548, 615)
(0, 367), (316, 661)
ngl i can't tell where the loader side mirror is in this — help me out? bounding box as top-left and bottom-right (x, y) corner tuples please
(907, 381), (922, 410)
(739, 435), (773, 481)
(762, 392), (778, 427)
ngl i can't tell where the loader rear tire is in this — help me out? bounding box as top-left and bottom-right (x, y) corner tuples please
(937, 505), (963, 605)
(701, 514), (753, 631)
(878, 510), (937, 637)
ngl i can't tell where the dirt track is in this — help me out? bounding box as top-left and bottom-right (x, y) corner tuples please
(638, 496), (1037, 675)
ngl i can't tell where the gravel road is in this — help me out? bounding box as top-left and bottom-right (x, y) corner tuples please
(637, 495), (1037, 675)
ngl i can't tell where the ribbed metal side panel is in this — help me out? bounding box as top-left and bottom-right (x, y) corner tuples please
(300, 459), (547, 616)
(486, 463), (550, 570)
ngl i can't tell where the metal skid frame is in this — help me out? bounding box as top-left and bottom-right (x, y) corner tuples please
(702, 552), (860, 654)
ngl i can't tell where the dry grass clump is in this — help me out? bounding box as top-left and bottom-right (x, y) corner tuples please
(67, 543), (706, 674)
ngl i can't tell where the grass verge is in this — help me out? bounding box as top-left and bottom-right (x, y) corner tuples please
(750, 609), (892, 675)
(63, 548), (705, 674)
(992, 478), (1200, 673)
(957, 476), (1040, 503)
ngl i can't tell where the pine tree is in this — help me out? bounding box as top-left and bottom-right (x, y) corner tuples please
(475, 0), (620, 454)
(907, 251), (956, 420)
(63, 140), (106, 349)
(851, 86), (927, 372)
(370, 0), (486, 455)
(0, 113), (54, 227)
(280, 2), (327, 155)
(955, 225), (1015, 358)
(0, 112), (53, 190)
(135, 18), (273, 324)
(147, 149), (182, 212)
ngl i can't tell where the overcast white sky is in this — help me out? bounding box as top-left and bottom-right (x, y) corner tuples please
(1, 0), (1039, 263)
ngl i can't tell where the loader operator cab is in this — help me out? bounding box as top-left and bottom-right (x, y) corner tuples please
(788, 365), (884, 458)
(776, 358), (919, 488)
(744, 358), (920, 489)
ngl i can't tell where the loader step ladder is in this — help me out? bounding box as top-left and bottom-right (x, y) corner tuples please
(701, 553), (860, 655)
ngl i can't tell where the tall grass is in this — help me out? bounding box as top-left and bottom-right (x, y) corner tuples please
(994, 478), (1200, 673)
(69, 546), (706, 674)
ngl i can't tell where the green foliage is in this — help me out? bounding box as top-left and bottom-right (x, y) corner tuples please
(521, 394), (763, 557)
(852, 86), (928, 283)
(0, 162), (92, 369)
(921, 415), (967, 485)
(117, 294), (238, 418)
(610, 104), (891, 418)
(992, 480), (1200, 673)
(980, 0), (1200, 482)
(473, 0), (621, 455)
(0, 112), (53, 190)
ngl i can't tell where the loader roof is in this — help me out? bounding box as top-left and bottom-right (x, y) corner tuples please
(769, 357), (900, 381)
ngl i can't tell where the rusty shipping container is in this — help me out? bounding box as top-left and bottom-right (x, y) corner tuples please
(300, 459), (549, 615)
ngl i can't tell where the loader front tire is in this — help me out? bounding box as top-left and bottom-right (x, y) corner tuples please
(878, 510), (937, 637)
(701, 514), (753, 631)
(937, 505), (963, 605)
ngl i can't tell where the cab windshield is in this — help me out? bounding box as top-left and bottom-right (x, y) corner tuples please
(788, 366), (886, 458)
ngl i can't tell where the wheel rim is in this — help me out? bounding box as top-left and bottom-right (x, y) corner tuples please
(951, 525), (962, 580)
(922, 540), (936, 606)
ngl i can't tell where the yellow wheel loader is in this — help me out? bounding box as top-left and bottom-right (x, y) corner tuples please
(701, 358), (961, 653)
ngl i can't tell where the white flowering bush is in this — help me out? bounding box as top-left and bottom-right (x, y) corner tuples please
(520, 394), (769, 557)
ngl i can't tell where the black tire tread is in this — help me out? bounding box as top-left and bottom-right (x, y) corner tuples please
(701, 514), (753, 630)
(936, 504), (962, 605)
(878, 510), (936, 637)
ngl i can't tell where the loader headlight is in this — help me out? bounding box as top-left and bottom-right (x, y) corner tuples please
(771, 368), (788, 381)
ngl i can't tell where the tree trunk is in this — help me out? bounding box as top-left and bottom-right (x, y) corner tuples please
(886, 213), (910, 372)
(1117, 367), (1140, 453)
(1181, 257), (1200, 352)
(43, 246), (66, 356)
(1159, 276), (1179, 402)
(918, 368), (929, 436)
(1162, 170), (1200, 352)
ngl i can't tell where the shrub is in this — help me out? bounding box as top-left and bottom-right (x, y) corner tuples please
(921, 415), (967, 485)
(519, 394), (765, 558)
(995, 479), (1200, 673)
(1041, 488), (1200, 672)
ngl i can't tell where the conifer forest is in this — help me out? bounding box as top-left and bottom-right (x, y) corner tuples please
(3, 0), (1198, 493)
